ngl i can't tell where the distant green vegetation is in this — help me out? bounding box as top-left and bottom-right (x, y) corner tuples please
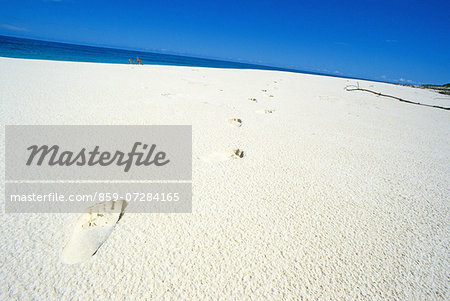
(420, 83), (450, 95)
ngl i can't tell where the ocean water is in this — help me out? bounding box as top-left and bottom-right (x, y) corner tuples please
(0, 35), (306, 73)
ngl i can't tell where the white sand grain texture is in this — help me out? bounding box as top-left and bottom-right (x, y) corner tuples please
(0, 57), (449, 299)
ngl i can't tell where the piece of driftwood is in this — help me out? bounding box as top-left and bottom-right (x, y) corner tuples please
(344, 84), (449, 111)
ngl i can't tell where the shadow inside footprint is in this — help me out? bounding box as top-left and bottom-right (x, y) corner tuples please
(256, 110), (275, 114)
(201, 149), (244, 162)
(227, 118), (242, 127)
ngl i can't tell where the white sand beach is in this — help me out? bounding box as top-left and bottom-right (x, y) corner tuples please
(0, 57), (449, 299)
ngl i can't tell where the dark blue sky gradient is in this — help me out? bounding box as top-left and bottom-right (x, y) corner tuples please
(0, 0), (448, 84)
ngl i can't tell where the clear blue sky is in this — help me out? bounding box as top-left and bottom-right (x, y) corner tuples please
(0, 0), (449, 84)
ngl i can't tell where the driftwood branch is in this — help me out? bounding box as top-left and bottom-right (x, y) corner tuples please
(344, 84), (449, 111)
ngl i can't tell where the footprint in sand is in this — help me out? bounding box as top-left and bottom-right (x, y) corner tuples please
(60, 200), (126, 264)
(227, 118), (242, 127)
(201, 149), (244, 162)
(256, 109), (275, 114)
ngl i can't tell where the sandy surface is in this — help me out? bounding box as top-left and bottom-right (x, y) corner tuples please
(0, 57), (449, 299)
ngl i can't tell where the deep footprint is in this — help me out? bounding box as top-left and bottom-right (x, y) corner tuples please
(201, 149), (244, 162)
(60, 200), (126, 264)
(227, 118), (242, 127)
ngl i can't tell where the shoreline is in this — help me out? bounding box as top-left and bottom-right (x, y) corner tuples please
(0, 55), (413, 87)
(0, 33), (402, 85)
